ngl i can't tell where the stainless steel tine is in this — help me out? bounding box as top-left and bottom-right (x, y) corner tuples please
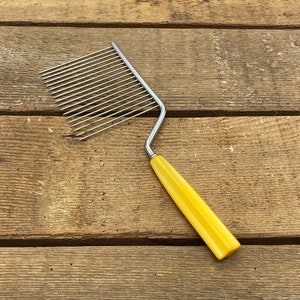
(73, 96), (154, 132)
(76, 101), (158, 138)
(42, 51), (121, 85)
(78, 105), (158, 140)
(40, 42), (160, 142)
(51, 67), (130, 98)
(70, 93), (151, 128)
(58, 76), (141, 111)
(54, 72), (137, 105)
(64, 86), (147, 123)
(41, 47), (115, 79)
(40, 46), (112, 75)
(71, 99), (153, 132)
(63, 79), (144, 115)
(48, 64), (128, 94)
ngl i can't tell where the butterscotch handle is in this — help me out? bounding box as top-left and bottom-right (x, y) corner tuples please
(150, 155), (240, 260)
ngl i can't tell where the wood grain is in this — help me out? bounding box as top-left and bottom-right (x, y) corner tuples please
(1, 1), (299, 299)
(0, 116), (299, 240)
(0, 246), (299, 299)
(0, 0), (299, 27)
(0, 27), (299, 113)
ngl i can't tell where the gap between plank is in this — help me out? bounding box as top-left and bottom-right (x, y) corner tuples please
(0, 110), (300, 118)
(0, 22), (300, 30)
(0, 237), (298, 248)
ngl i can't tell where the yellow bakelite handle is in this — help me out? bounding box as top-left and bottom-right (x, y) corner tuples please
(150, 155), (240, 260)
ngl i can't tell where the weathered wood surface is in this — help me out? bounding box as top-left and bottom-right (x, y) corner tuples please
(0, 0), (300, 27)
(1, 1), (299, 298)
(0, 246), (299, 299)
(1, 27), (299, 113)
(1, 116), (299, 240)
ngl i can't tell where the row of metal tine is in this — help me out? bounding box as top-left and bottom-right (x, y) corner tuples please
(40, 46), (158, 140)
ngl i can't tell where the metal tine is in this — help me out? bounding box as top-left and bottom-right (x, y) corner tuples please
(45, 57), (125, 89)
(54, 72), (136, 104)
(71, 99), (156, 131)
(41, 51), (120, 85)
(42, 53), (118, 85)
(57, 77), (140, 109)
(70, 93), (151, 127)
(71, 98), (153, 131)
(40, 46), (112, 75)
(79, 104), (159, 141)
(75, 101), (157, 136)
(48, 64), (128, 94)
(68, 86), (145, 125)
(77, 103), (159, 140)
(41, 49), (115, 82)
(40, 47), (114, 79)
(62, 80), (143, 114)
(63, 86), (144, 123)
(63, 86), (145, 119)
(50, 67), (130, 98)
(58, 80), (140, 113)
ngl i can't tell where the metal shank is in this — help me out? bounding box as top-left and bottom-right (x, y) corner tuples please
(112, 42), (166, 158)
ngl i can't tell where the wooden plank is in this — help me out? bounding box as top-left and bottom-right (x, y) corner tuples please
(0, 0), (300, 27)
(0, 246), (299, 299)
(0, 27), (299, 113)
(0, 116), (299, 240)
